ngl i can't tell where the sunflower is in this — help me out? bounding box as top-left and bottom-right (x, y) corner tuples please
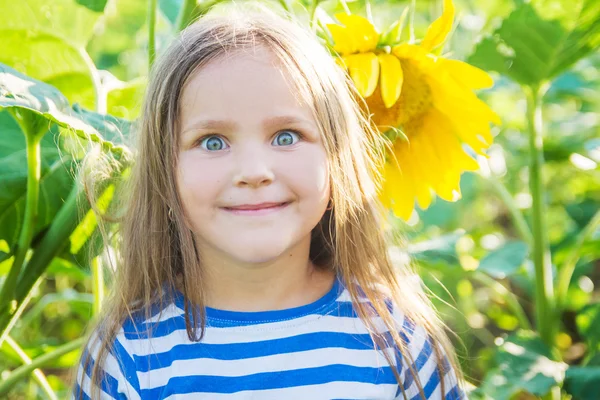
(327, 0), (501, 220)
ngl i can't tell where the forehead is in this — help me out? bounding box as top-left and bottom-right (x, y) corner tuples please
(179, 46), (315, 127)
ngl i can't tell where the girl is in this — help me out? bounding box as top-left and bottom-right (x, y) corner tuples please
(73, 2), (467, 399)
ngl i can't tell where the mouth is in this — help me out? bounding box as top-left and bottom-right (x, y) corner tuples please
(221, 201), (291, 216)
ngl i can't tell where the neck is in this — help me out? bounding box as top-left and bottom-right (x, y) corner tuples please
(197, 238), (335, 312)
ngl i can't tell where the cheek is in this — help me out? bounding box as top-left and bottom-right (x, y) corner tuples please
(177, 153), (225, 210)
(282, 146), (330, 200)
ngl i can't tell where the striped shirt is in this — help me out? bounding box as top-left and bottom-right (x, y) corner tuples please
(73, 276), (466, 399)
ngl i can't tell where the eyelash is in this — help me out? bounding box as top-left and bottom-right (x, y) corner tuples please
(196, 129), (304, 151)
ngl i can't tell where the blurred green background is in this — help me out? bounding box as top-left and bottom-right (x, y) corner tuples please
(0, 0), (598, 398)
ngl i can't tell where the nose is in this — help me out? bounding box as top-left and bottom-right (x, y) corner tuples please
(232, 145), (274, 188)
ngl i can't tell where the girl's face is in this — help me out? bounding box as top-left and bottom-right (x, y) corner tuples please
(176, 46), (330, 266)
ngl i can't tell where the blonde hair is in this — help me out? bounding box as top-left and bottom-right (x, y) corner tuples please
(74, 2), (465, 399)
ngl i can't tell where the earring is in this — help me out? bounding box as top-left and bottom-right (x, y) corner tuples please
(168, 207), (175, 221)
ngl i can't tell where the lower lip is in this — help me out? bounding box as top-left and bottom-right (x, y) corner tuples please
(222, 202), (290, 216)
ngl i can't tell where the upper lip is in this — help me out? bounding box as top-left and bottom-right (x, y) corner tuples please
(224, 202), (289, 210)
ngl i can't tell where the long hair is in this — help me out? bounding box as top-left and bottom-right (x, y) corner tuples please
(74, 2), (465, 399)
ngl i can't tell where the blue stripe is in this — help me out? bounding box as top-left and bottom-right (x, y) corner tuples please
(445, 385), (465, 400)
(72, 381), (91, 400)
(123, 301), (359, 339)
(79, 345), (121, 397)
(111, 337), (141, 393)
(402, 333), (434, 392)
(410, 359), (441, 400)
(133, 331), (387, 372)
(140, 364), (397, 397)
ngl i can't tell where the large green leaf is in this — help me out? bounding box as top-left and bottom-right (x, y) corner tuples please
(76, 0), (109, 13)
(476, 330), (567, 399)
(564, 366), (600, 400)
(477, 241), (529, 279)
(106, 77), (147, 120)
(468, 0), (600, 86)
(0, 0), (105, 48)
(0, 63), (131, 156)
(0, 0), (107, 108)
(0, 64), (130, 249)
(407, 232), (462, 267)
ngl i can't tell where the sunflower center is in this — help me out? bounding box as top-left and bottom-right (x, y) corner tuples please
(364, 58), (433, 137)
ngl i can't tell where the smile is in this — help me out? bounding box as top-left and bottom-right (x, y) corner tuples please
(221, 202), (291, 216)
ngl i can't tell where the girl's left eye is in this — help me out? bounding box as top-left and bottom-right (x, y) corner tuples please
(272, 130), (301, 146)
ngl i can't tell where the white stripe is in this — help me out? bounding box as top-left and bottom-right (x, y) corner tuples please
(125, 313), (398, 356)
(138, 346), (397, 389)
(76, 331), (142, 400)
(163, 380), (398, 400)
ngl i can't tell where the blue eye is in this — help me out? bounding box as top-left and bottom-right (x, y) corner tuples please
(272, 130), (300, 146)
(200, 136), (228, 151)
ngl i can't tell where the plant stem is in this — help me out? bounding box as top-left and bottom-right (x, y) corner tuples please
(0, 184), (86, 340)
(309, 0), (319, 31)
(526, 85), (555, 348)
(339, 0), (350, 15)
(0, 277), (43, 348)
(148, 0), (157, 69)
(556, 208), (600, 310)
(0, 115), (42, 316)
(176, 0), (198, 32)
(485, 175), (533, 246)
(4, 336), (57, 400)
(78, 48), (105, 114)
(472, 272), (532, 330)
(0, 337), (86, 396)
(276, 0), (291, 13)
(92, 256), (104, 315)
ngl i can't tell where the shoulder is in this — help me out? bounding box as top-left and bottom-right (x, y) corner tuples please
(344, 277), (466, 400)
(387, 308), (466, 399)
(72, 325), (142, 400)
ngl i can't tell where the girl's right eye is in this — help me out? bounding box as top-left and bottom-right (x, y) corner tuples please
(199, 135), (228, 151)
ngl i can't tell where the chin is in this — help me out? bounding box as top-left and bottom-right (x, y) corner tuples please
(220, 235), (293, 264)
(230, 246), (288, 264)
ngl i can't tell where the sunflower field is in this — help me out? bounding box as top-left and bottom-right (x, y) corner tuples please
(0, 0), (599, 398)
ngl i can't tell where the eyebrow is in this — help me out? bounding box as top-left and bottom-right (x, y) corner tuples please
(181, 115), (316, 134)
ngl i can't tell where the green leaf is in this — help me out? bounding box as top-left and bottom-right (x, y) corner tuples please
(407, 232), (462, 267)
(75, 0), (109, 13)
(564, 366), (600, 400)
(477, 330), (567, 399)
(107, 77), (147, 120)
(160, 0), (183, 25)
(0, 0), (103, 48)
(478, 241), (529, 279)
(468, 1), (600, 86)
(0, 63), (131, 156)
(0, 0), (106, 109)
(87, 0), (148, 73)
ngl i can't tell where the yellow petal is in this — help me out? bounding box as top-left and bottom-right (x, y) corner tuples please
(377, 54), (404, 108)
(441, 59), (494, 89)
(334, 13), (379, 53)
(327, 23), (357, 55)
(345, 53), (380, 98)
(386, 158), (415, 221)
(420, 0), (455, 52)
